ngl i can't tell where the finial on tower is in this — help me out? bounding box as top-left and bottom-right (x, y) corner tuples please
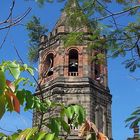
(65, 0), (80, 8)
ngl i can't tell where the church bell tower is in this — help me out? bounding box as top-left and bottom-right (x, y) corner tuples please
(33, 0), (112, 139)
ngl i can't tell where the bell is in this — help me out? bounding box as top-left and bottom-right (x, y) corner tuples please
(71, 63), (76, 67)
(70, 59), (78, 67)
(49, 67), (53, 72)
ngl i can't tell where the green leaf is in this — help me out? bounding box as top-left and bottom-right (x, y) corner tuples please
(8, 62), (20, 79)
(125, 106), (140, 128)
(131, 109), (140, 116)
(130, 64), (136, 72)
(45, 133), (55, 140)
(35, 131), (46, 140)
(48, 119), (61, 136)
(0, 70), (6, 94)
(27, 67), (34, 76)
(45, 99), (52, 107)
(16, 90), (26, 105)
(14, 77), (26, 86)
(26, 16), (48, 63)
(33, 96), (41, 110)
(72, 105), (85, 124)
(23, 64), (28, 70)
(10, 133), (19, 140)
(25, 92), (34, 111)
(77, 106), (85, 124)
(125, 116), (138, 123)
(0, 132), (7, 140)
(0, 95), (6, 119)
(130, 118), (140, 129)
(60, 119), (70, 133)
(26, 127), (38, 139)
(72, 105), (80, 114)
(64, 106), (74, 119)
(16, 128), (37, 140)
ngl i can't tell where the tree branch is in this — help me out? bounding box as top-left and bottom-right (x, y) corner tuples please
(12, 39), (46, 131)
(96, 0), (119, 30)
(0, 127), (14, 133)
(0, 27), (11, 48)
(0, 0), (15, 25)
(97, 5), (140, 20)
(0, 8), (31, 30)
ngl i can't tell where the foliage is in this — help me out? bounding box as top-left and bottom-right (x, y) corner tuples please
(1, 0), (140, 138)
(0, 119), (110, 140)
(26, 16), (48, 63)
(78, 120), (108, 140)
(63, 32), (84, 47)
(35, 0), (66, 6)
(0, 61), (36, 118)
(107, 21), (140, 72)
(79, 0), (140, 72)
(125, 107), (140, 129)
(27, 0), (140, 71)
(26, 0), (140, 135)
(0, 60), (86, 139)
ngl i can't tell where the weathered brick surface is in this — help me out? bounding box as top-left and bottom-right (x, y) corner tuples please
(33, 76), (112, 140)
(33, 1), (112, 139)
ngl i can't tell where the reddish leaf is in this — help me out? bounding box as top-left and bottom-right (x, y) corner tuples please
(97, 132), (109, 140)
(5, 93), (14, 112)
(78, 120), (98, 137)
(6, 80), (15, 92)
(5, 91), (20, 113)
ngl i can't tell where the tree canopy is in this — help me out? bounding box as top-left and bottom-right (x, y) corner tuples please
(0, 0), (140, 139)
(27, 0), (140, 73)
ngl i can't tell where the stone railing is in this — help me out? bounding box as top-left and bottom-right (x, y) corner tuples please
(68, 72), (78, 76)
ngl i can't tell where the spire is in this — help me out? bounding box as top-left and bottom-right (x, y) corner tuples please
(54, 0), (82, 29)
(52, 0), (89, 34)
(65, 0), (80, 9)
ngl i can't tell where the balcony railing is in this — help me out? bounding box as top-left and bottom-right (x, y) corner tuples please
(68, 72), (78, 76)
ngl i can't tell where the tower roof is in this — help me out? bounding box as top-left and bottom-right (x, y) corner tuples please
(53, 0), (88, 31)
(65, 0), (80, 9)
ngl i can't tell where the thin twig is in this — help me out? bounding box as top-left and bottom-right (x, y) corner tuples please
(97, 5), (140, 20)
(12, 39), (45, 131)
(129, 75), (140, 81)
(0, 8), (31, 30)
(0, 25), (11, 49)
(96, 0), (119, 30)
(0, 0), (15, 25)
(0, 127), (14, 133)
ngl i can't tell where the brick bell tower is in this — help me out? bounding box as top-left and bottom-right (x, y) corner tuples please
(33, 0), (112, 139)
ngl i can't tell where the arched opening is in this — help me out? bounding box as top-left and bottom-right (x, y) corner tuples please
(43, 53), (54, 77)
(94, 56), (104, 83)
(95, 60), (100, 79)
(95, 106), (105, 133)
(68, 49), (78, 76)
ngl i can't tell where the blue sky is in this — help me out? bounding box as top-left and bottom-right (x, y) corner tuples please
(0, 1), (140, 140)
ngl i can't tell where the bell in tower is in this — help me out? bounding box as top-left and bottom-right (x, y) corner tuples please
(69, 49), (78, 76)
(33, 0), (112, 139)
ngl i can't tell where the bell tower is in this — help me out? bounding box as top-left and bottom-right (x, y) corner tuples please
(33, 0), (112, 139)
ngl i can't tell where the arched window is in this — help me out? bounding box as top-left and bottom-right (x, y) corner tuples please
(68, 49), (78, 76)
(94, 55), (104, 83)
(43, 53), (54, 77)
(95, 60), (100, 79)
(95, 106), (104, 133)
(94, 53), (105, 84)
